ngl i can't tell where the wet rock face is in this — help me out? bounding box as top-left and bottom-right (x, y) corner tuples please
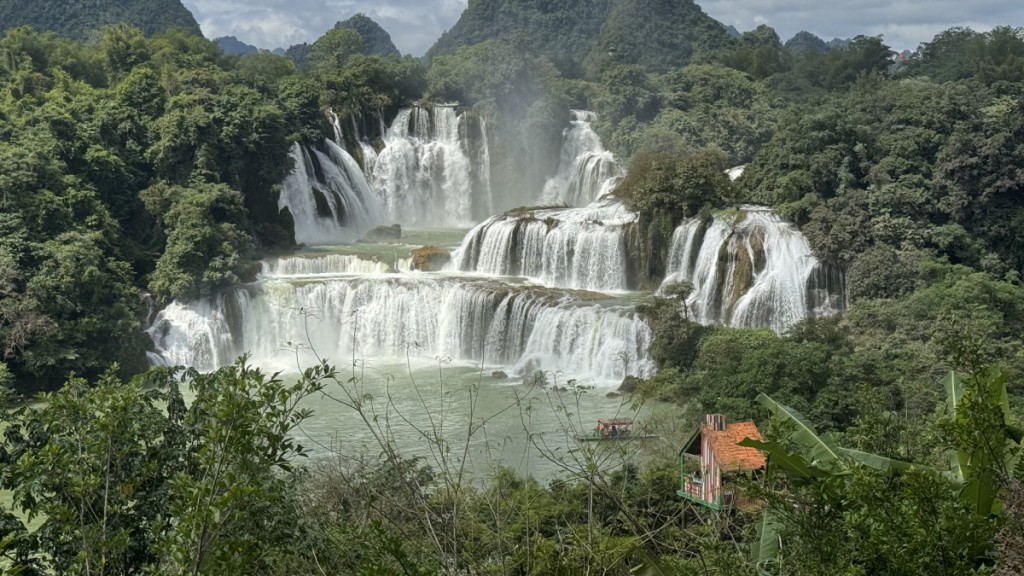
(360, 224), (403, 243)
(618, 375), (642, 393)
(492, 370), (508, 380)
(411, 245), (452, 271)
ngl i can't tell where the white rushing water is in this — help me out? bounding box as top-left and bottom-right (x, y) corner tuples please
(477, 117), (494, 217)
(542, 110), (624, 206)
(452, 197), (637, 292)
(148, 275), (655, 385)
(278, 141), (383, 245)
(662, 206), (845, 333)
(370, 106), (475, 226)
(260, 253), (411, 277)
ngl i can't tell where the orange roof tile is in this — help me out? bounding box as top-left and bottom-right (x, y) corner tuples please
(704, 420), (765, 473)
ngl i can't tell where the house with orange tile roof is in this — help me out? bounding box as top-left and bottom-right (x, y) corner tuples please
(678, 414), (765, 511)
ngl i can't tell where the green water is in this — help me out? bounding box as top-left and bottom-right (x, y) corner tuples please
(289, 360), (668, 483)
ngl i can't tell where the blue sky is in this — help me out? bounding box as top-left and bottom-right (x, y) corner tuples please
(180, 0), (1024, 56)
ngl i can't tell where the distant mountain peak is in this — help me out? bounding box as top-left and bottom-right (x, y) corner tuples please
(216, 36), (260, 56)
(334, 13), (401, 57)
(784, 31), (829, 54)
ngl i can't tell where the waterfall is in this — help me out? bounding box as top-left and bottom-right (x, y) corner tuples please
(347, 113), (378, 176)
(370, 106), (474, 226)
(327, 110), (345, 145)
(542, 110), (624, 206)
(147, 276), (656, 384)
(478, 117), (494, 217)
(452, 198), (636, 292)
(278, 141), (383, 245)
(662, 207), (845, 333)
(261, 254), (410, 277)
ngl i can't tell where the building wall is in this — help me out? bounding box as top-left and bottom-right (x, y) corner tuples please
(701, 431), (721, 505)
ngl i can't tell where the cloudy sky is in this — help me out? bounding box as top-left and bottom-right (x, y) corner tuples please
(180, 0), (1024, 56)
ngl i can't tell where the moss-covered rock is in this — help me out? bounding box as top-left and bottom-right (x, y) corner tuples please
(411, 245), (451, 271)
(361, 224), (402, 242)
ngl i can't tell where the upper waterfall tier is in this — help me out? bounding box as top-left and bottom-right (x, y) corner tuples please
(370, 106), (477, 226)
(147, 275), (655, 385)
(451, 197), (636, 292)
(662, 207), (846, 333)
(542, 110), (624, 206)
(278, 141), (382, 245)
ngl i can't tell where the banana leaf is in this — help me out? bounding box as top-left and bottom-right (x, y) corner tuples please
(738, 438), (830, 482)
(837, 447), (916, 474)
(755, 394), (842, 470)
(751, 508), (783, 567)
(943, 371), (964, 415)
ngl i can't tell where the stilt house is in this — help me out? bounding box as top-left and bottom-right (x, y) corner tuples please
(678, 414), (765, 511)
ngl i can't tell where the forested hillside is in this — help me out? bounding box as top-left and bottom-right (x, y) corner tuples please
(426, 0), (620, 75)
(0, 0), (202, 38)
(583, 0), (733, 74)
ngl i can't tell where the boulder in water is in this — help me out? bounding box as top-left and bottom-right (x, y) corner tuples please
(361, 224), (402, 242)
(411, 245), (451, 271)
(618, 375), (642, 394)
(492, 370), (508, 380)
(522, 370), (549, 387)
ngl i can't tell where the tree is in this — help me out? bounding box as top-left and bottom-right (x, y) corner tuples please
(306, 28), (363, 74)
(148, 183), (255, 302)
(0, 368), (184, 574)
(24, 232), (146, 388)
(0, 357), (333, 574)
(100, 24), (150, 79)
(616, 148), (731, 220)
(160, 358), (331, 575)
(232, 52), (296, 96)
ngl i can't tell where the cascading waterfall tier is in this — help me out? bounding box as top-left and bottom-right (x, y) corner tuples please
(662, 206), (846, 333)
(147, 275), (656, 385)
(452, 197), (636, 292)
(260, 253), (410, 277)
(542, 110), (624, 206)
(370, 106), (475, 226)
(278, 140), (383, 245)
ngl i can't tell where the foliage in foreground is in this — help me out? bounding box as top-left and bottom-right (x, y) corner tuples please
(0, 354), (1020, 575)
(0, 356), (331, 575)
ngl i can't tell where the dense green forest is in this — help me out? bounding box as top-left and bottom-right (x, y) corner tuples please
(0, 0), (1023, 573)
(0, 0), (201, 38)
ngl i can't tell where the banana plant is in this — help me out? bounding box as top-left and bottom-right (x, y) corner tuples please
(743, 368), (1023, 575)
(738, 394), (917, 574)
(945, 368), (1023, 516)
(738, 394), (916, 482)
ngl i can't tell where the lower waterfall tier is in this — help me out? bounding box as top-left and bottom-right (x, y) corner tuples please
(147, 274), (656, 386)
